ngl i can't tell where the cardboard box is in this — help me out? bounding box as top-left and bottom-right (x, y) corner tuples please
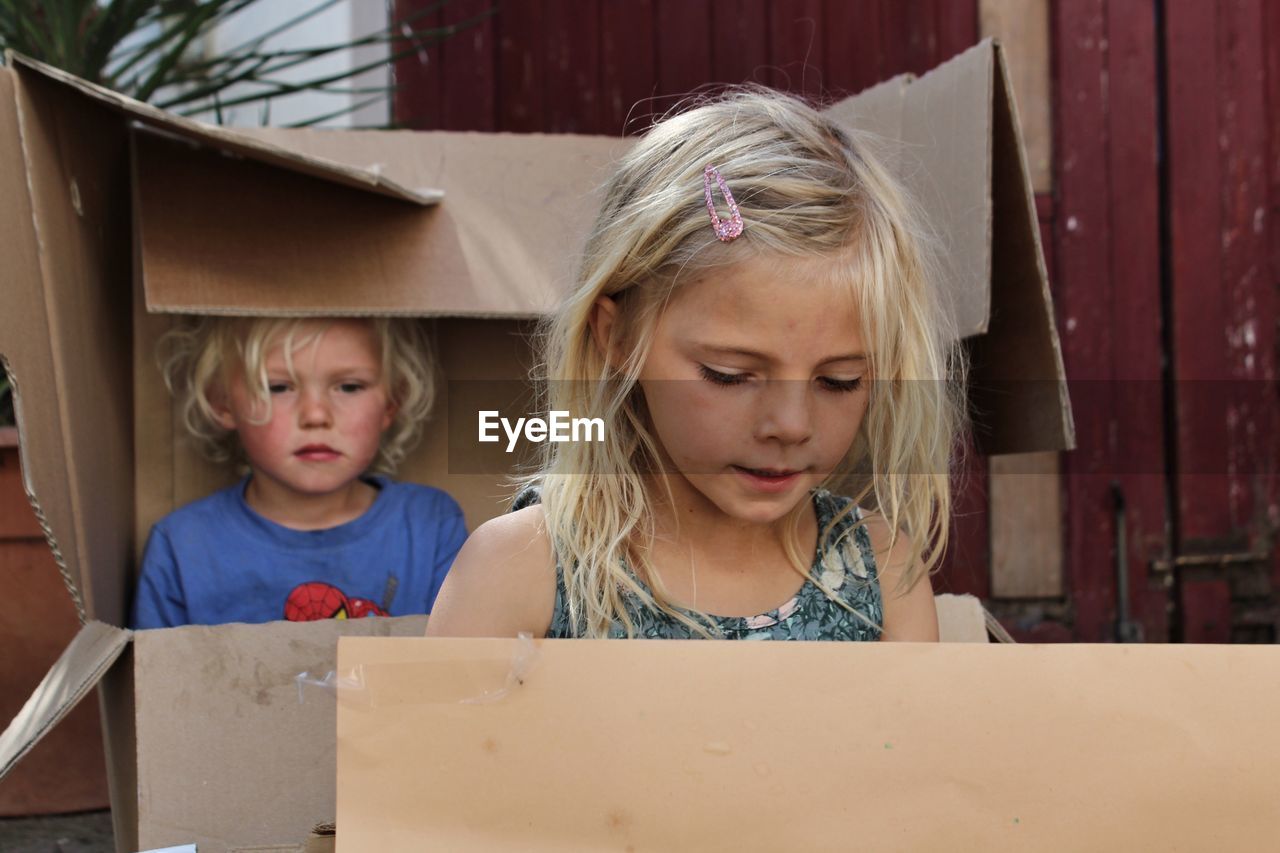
(0, 40), (1069, 851)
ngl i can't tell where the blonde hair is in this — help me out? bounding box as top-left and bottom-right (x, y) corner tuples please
(530, 89), (966, 638)
(161, 316), (436, 474)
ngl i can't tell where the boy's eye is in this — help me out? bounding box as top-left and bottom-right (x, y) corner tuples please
(267, 382), (292, 394)
(337, 382), (367, 394)
(698, 365), (749, 386)
(818, 376), (864, 393)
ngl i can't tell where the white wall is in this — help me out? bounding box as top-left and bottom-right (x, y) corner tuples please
(191, 0), (391, 128)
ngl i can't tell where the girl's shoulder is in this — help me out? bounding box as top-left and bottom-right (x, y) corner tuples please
(425, 497), (556, 637)
(827, 495), (938, 641)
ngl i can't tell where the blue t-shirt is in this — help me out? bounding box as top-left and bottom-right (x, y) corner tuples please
(131, 476), (467, 629)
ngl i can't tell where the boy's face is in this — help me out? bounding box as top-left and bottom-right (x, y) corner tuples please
(214, 320), (396, 504)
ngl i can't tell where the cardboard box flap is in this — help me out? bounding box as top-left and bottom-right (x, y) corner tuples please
(2, 58), (138, 621)
(827, 41), (993, 340)
(830, 39), (1072, 453)
(6, 52), (442, 206)
(0, 621), (130, 783)
(968, 41), (1075, 452)
(0, 66), (89, 620)
(134, 124), (626, 317)
(337, 639), (1280, 849)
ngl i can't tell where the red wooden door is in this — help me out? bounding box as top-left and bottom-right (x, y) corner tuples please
(1055, 0), (1280, 643)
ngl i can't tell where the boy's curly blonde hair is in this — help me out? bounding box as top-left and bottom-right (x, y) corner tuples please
(160, 316), (436, 474)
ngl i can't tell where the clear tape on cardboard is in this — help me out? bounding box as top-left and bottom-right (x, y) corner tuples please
(295, 633), (540, 709)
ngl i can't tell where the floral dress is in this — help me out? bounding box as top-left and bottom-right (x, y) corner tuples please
(511, 487), (883, 641)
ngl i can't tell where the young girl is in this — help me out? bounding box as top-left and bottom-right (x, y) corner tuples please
(132, 316), (467, 628)
(428, 90), (963, 641)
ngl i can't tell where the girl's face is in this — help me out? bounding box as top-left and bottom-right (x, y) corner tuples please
(607, 253), (871, 526)
(214, 319), (395, 507)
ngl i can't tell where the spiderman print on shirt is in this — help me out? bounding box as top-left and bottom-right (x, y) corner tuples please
(283, 581), (390, 621)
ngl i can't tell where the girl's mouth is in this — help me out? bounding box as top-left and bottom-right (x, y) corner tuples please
(731, 465), (803, 493)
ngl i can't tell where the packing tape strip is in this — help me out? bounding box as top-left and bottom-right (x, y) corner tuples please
(302, 633), (541, 710)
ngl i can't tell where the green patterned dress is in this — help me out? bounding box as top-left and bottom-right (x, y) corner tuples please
(511, 487), (883, 641)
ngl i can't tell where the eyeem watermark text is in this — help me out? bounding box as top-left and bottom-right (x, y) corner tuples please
(478, 410), (605, 452)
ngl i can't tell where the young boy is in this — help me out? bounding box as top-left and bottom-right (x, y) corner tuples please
(131, 316), (466, 628)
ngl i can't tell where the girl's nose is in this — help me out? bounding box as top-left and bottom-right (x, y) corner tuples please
(754, 380), (812, 445)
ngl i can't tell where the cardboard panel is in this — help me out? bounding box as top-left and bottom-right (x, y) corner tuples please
(133, 616), (429, 853)
(0, 621), (129, 783)
(0, 69), (84, 619)
(136, 127), (625, 317)
(7, 53), (440, 206)
(899, 40), (995, 340)
(337, 639), (1280, 849)
(966, 44), (1074, 454)
(5, 65), (137, 623)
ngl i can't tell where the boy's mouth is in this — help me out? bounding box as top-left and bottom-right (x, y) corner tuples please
(295, 444), (340, 461)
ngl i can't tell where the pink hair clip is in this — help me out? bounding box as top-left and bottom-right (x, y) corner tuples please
(703, 164), (744, 242)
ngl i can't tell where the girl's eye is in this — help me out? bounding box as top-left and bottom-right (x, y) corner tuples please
(338, 382), (367, 394)
(267, 382), (291, 394)
(818, 376), (863, 393)
(698, 365), (749, 386)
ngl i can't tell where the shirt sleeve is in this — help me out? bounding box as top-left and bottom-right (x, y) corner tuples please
(426, 498), (469, 612)
(131, 526), (190, 629)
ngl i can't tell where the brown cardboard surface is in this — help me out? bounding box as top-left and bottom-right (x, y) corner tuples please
(968, 42), (1074, 453)
(136, 125), (625, 317)
(0, 68), (84, 619)
(0, 621), (128, 782)
(337, 638), (1280, 850)
(6, 53), (441, 206)
(5, 65), (137, 623)
(133, 616), (428, 853)
(899, 41), (994, 340)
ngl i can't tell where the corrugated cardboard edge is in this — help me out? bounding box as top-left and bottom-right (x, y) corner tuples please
(0, 621), (130, 782)
(0, 66), (87, 619)
(992, 39), (1074, 449)
(5, 52), (442, 206)
(967, 40), (1076, 453)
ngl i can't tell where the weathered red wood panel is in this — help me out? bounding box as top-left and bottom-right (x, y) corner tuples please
(1106, 0), (1168, 642)
(494, 0), (545, 133)
(654, 0), (713, 120)
(440, 0), (496, 131)
(601, 0), (657, 135)
(1055, 0), (1119, 642)
(825, 0), (884, 96)
(1166, 0), (1229, 551)
(768, 0), (825, 95)
(392, 1), (443, 128)
(711, 0), (768, 88)
(544, 0), (602, 133)
(1267, 0), (1280, 596)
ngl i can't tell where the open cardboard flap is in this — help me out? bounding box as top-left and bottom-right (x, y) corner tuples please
(827, 40), (1073, 454)
(337, 638), (1280, 850)
(5, 52), (442, 206)
(0, 621), (128, 780)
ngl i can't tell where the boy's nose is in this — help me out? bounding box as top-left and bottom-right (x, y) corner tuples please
(297, 389), (333, 427)
(754, 380), (812, 445)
